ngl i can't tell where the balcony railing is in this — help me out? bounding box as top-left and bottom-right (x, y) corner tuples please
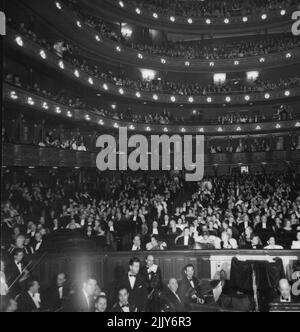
(3, 144), (300, 168)
(6, 29), (300, 107)
(13, 1), (300, 72)
(85, 0), (298, 31)
(4, 84), (300, 135)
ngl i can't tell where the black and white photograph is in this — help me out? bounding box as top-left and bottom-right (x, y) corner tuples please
(1, 0), (300, 318)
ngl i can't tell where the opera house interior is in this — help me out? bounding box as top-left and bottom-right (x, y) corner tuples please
(1, 0), (300, 313)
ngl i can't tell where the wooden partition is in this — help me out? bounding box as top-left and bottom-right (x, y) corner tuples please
(31, 250), (300, 290)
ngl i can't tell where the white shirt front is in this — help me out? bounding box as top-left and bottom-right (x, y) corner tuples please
(291, 241), (300, 249)
(131, 245), (140, 251)
(184, 236), (189, 246)
(15, 261), (23, 273)
(28, 292), (41, 309)
(128, 273), (136, 289)
(58, 287), (63, 300)
(35, 241), (42, 251)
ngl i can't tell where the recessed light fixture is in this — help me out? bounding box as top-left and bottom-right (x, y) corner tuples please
(161, 58), (166, 64)
(15, 36), (24, 47)
(58, 60), (65, 69)
(138, 53), (143, 59)
(67, 111), (72, 118)
(236, 127), (242, 132)
(118, 88), (124, 95)
(234, 60), (240, 65)
(280, 9), (286, 16)
(209, 62), (215, 67)
(55, 107), (61, 114)
(116, 46), (122, 52)
(103, 84), (108, 90)
(114, 123), (119, 128)
(185, 61), (190, 67)
(111, 104), (117, 109)
(76, 21), (82, 28)
(286, 52), (292, 58)
(187, 18), (193, 24)
(27, 97), (34, 105)
(146, 127), (151, 131)
(153, 13), (158, 19)
(225, 96), (231, 102)
(129, 125), (135, 130)
(99, 120), (104, 125)
(153, 94), (158, 100)
(136, 8), (141, 14)
(245, 95), (250, 101)
(119, 1), (124, 7)
(218, 127), (223, 132)
(85, 115), (91, 121)
(276, 124), (281, 129)
(42, 102), (49, 110)
(40, 50), (46, 59)
(256, 125), (261, 130)
(207, 97), (212, 103)
(199, 128), (204, 132)
(295, 122), (300, 127)
(224, 18), (229, 24)
(164, 128), (168, 132)
(259, 57), (265, 63)
(95, 35), (101, 42)
(181, 128), (186, 133)
(55, 2), (62, 10)
(10, 91), (18, 100)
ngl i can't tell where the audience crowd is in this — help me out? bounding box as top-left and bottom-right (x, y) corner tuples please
(123, 0), (297, 18)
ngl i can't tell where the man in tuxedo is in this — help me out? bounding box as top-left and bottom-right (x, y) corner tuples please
(273, 279), (298, 303)
(32, 232), (47, 253)
(66, 278), (97, 312)
(17, 279), (42, 312)
(6, 249), (29, 297)
(95, 295), (108, 312)
(178, 264), (204, 310)
(161, 278), (186, 312)
(118, 258), (148, 312)
(45, 273), (70, 312)
(111, 287), (137, 312)
(131, 235), (142, 251)
(176, 228), (195, 248)
(140, 255), (163, 312)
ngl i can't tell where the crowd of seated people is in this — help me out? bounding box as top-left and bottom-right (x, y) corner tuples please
(1, 169), (300, 312)
(8, 19), (300, 97)
(123, 0), (297, 18)
(62, 0), (300, 60)
(1, 170), (300, 256)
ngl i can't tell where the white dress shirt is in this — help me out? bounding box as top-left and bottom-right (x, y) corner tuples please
(128, 273), (136, 289)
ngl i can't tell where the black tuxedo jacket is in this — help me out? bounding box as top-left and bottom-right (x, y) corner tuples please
(160, 288), (186, 312)
(140, 265), (163, 293)
(45, 284), (70, 312)
(110, 302), (137, 313)
(176, 236), (195, 247)
(17, 292), (41, 312)
(32, 240), (47, 253)
(178, 275), (201, 308)
(118, 274), (148, 312)
(6, 260), (28, 296)
(65, 290), (95, 312)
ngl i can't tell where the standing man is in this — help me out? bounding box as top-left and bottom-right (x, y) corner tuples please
(141, 255), (163, 312)
(17, 279), (42, 312)
(161, 278), (186, 312)
(45, 273), (70, 312)
(118, 258), (148, 312)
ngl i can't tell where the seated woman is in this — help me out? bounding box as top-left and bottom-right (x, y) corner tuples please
(218, 231), (238, 249)
(264, 236), (284, 250)
(291, 231), (300, 249)
(146, 235), (167, 251)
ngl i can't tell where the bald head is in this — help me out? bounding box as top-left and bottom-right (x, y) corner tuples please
(279, 279), (291, 299)
(168, 278), (178, 293)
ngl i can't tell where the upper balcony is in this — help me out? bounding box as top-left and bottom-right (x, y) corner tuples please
(83, 0), (299, 33)
(4, 83), (300, 135)
(17, 0), (300, 73)
(6, 28), (300, 108)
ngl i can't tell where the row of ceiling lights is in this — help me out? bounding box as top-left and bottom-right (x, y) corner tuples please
(14, 36), (295, 104)
(117, 1), (287, 24)
(9, 90), (300, 134)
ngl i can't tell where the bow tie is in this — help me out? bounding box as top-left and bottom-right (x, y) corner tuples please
(121, 304), (129, 308)
(129, 274), (136, 278)
(16, 262), (22, 266)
